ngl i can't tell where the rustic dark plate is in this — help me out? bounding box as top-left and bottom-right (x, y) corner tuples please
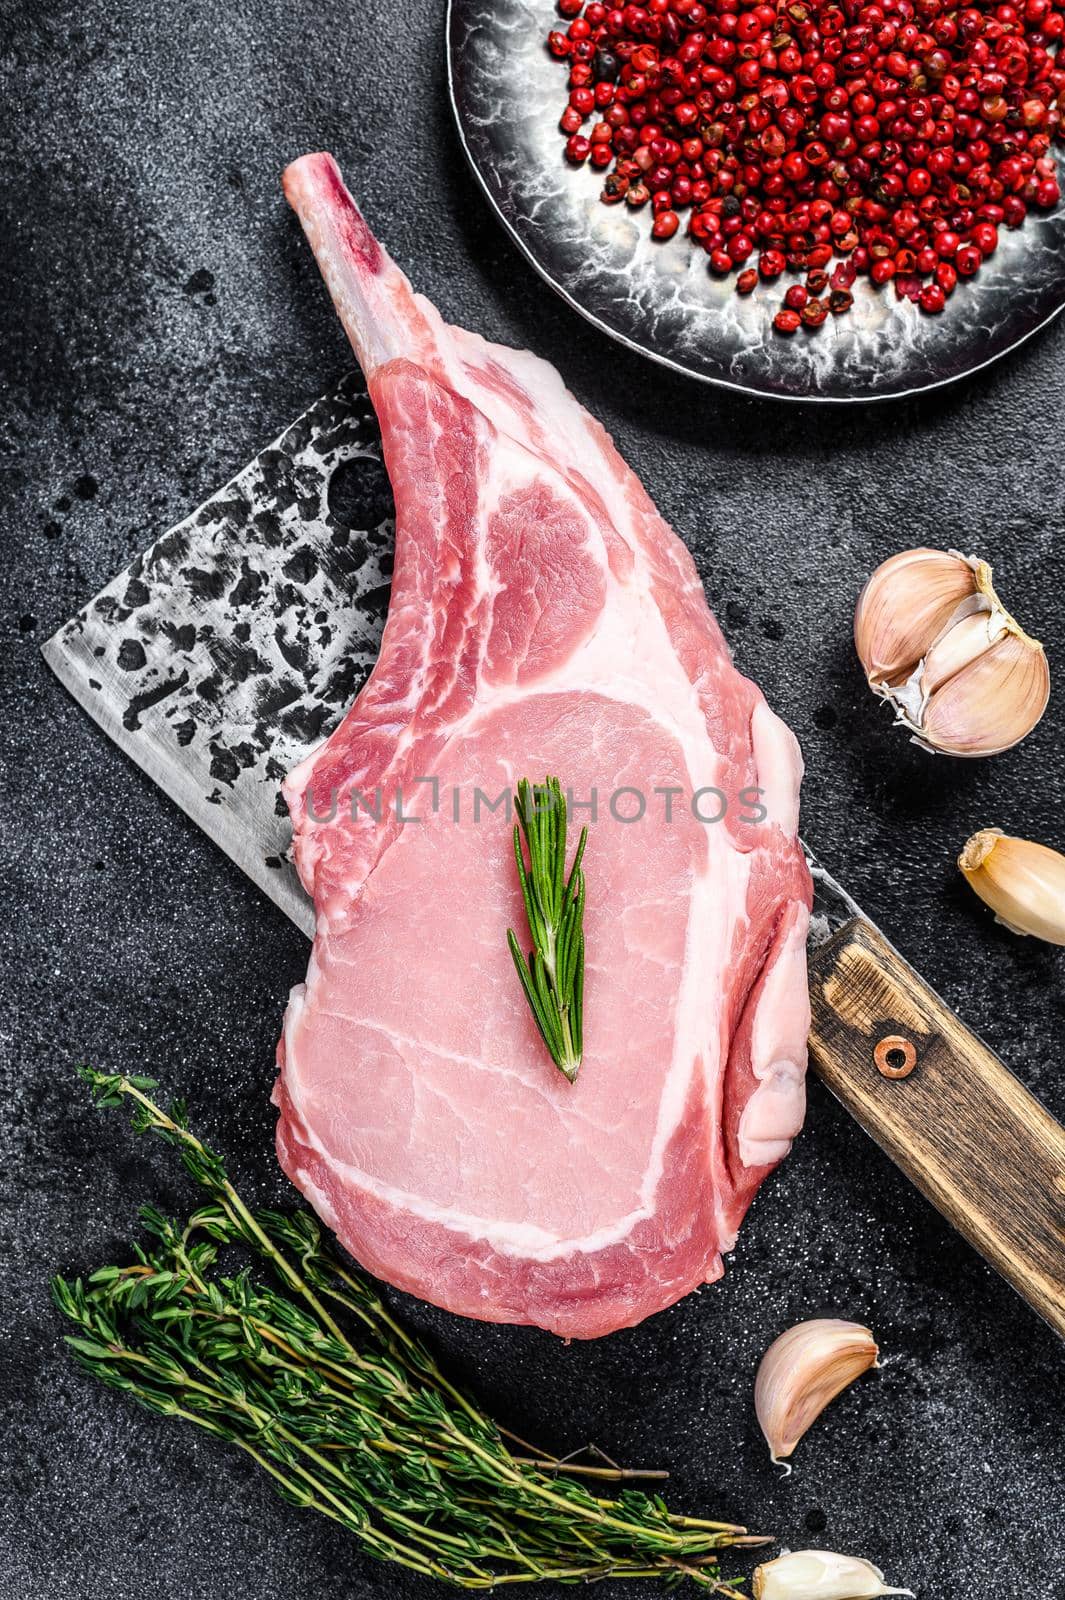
(447, 0), (1065, 402)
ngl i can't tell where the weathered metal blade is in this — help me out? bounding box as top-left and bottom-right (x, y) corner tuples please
(41, 376), (396, 940)
(804, 848), (864, 950)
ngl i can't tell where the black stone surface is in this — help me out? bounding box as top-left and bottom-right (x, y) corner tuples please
(1, 4), (1063, 1599)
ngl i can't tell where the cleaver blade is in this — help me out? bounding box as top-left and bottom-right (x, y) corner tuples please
(41, 375), (392, 941)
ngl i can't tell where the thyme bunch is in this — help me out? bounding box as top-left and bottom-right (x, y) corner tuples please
(54, 1070), (760, 1590)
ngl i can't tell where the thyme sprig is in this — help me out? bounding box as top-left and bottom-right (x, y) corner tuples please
(54, 1070), (761, 1590)
(507, 777), (588, 1083)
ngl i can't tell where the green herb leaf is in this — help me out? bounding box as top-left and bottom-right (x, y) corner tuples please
(54, 1071), (757, 1591)
(507, 777), (589, 1083)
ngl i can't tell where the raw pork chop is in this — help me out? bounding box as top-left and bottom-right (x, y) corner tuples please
(275, 153), (812, 1339)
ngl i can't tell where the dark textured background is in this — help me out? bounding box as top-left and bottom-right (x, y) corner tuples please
(2, 2), (1064, 1597)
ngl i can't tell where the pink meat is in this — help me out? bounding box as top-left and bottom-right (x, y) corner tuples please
(274, 153), (812, 1340)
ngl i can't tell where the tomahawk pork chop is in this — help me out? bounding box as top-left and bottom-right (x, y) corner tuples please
(274, 153), (812, 1339)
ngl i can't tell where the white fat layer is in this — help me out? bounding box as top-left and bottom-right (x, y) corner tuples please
(751, 699), (802, 838)
(737, 907), (811, 1168)
(294, 1168), (341, 1234)
(283, 323), (806, 1259)
(304, 1147), (656, 1260)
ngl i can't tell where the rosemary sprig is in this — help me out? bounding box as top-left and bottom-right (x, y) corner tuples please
(507, 777), (588, 1083)
(54, 1069), (762, 1591)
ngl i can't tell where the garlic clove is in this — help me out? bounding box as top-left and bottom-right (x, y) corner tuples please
(919, 632), (1051, 757)
(753, 1551), (913, 1600)
(854, 546), (1049, 758)
(854, 547), (976, 687)
(754, 1319), (879, 1468)
(959, 829), (1065, 945)
(919, 607), (1007, 697)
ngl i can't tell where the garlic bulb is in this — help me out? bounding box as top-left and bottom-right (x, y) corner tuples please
(753, 1551), (913, 1600)
(755, 1319), (878, 1468)
(854, 547), (1049, 757)
(959, 829), (1065, 945)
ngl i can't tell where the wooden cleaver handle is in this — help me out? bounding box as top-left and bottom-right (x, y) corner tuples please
(807, 917), (1065, 1341)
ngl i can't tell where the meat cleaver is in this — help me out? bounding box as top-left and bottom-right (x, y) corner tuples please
(43, 375), (1065, 1340)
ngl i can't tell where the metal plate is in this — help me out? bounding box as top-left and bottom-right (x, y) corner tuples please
(447, 0), (1065, 403)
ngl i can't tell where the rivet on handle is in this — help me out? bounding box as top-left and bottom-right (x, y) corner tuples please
(874, 1034), (917, 1080)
